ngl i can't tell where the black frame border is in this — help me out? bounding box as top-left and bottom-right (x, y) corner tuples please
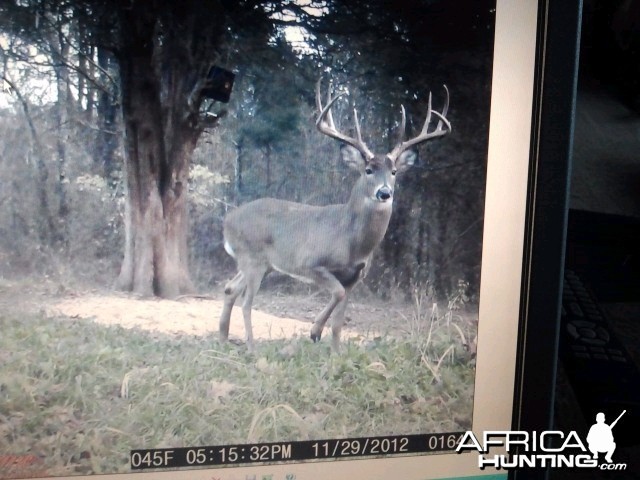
(511, 0), (582, 479)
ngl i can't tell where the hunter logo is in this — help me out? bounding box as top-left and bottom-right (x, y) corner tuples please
(586, 411), (625, 463)
(456, 411), (628, 471)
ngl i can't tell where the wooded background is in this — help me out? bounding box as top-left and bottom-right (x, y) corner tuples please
(0, 0), (495, 301)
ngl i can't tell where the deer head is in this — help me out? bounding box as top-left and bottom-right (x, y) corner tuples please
(315, 78), (450, 206)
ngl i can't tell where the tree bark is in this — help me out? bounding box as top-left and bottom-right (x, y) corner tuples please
(95, 47), (118, 184)
(96, 46), (118, 183)
(114, 6), (196, 298)
(233, 139), (244, 203)
(53, 32), (70, 248)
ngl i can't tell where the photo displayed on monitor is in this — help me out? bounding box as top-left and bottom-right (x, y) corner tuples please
(0, 1), (547, 479)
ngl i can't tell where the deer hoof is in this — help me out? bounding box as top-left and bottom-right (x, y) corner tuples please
(310, 332), (321, 343)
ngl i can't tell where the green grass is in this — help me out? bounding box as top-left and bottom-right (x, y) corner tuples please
(0, 306), (475, 475)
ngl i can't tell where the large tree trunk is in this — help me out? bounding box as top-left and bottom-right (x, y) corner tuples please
(115, 124), (196, 297)
(114, 6), (197, 298)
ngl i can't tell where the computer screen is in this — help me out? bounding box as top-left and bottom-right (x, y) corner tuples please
(0, 1), (579, 479)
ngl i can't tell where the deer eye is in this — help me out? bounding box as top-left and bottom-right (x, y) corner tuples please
(391, 169), (397, 176)
(365, 167), (373, 175)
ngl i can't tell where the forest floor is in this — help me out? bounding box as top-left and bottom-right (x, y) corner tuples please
(0, 275), (420, 344)
(0, 275), (478, 477)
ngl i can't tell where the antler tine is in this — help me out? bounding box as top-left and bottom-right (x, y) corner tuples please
(388, 85), (452, 162)
(431, 110), (452, 133)
(316, 79), (340, 128)
(325, 83), (337, 130)
(316, 83), (344, 130)
(428, 86), (452, 135)
(433, 85), (450, 133)
(315, 78), (374, 160)
(420, 92), (433, 136)
(397, 105), (407, 145)
(416, 90), (451, 137)
(353, 108), (363, 142)
(353, 108), (374, 159)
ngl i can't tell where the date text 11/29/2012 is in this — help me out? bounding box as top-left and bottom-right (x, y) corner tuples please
(130, 433), (463, 470)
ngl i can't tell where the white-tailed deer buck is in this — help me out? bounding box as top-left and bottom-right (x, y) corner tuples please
(220, 79), (451, 351)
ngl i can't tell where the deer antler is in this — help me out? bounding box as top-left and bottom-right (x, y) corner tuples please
(388, 85), (451, 162)
(315, 78), (374, 160)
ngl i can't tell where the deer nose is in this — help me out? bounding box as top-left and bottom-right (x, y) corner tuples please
(376, 186), (393, 201)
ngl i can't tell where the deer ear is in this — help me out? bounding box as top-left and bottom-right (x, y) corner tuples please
(395, 149), (417, 172)
(340, 144), (366, 171)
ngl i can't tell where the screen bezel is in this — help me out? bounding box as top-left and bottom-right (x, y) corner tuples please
(511, 0), (581, 471)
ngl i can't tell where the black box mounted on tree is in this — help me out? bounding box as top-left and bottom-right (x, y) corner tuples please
(202, 66), (235, 103)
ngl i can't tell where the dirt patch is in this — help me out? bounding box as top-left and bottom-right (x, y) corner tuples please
(46, 293), (318, 341)
(43, 289), (405, 343)
(1, 278), (435, 344)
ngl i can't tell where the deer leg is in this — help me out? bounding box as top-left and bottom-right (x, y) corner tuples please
(309, 268), (346, 343)
(219, 272), (245, 342)
(330, 292), (351, 352)
(314, 263), (364, 349)
(241, 265), (267, 351)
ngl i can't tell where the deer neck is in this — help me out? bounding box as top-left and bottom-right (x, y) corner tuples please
(343, 178), (393, 258)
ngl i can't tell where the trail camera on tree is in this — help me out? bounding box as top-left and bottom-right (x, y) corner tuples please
(201, 66), (235, 103)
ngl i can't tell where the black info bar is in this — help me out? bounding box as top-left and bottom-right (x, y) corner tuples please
(131, 432), (464, 469)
